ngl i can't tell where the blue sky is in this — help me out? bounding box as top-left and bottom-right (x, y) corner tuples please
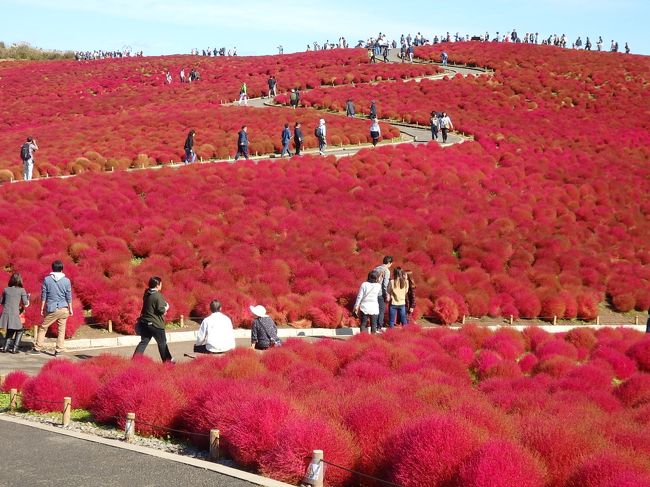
(1, 0), (648, 55)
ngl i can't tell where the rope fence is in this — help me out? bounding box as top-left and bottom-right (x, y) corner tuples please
(300, 450), (405, 487)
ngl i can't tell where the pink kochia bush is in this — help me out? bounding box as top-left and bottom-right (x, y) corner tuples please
(17, 325), (650, 486)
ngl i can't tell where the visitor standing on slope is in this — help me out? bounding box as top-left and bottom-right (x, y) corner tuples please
(235, 125), (250, 160)
(369, 118), (381, 146)
(20, 137), (38, 181)
(250, 305), (281, 350)
(316, 119), (327, 156)
(439, 112), (454, 143)
(133, 276), (174, 363)
(373, 256), (393, 332)
(238, 82), (248, 105)
(1, 273), (30, 354)
(387, 267), (409, 328)
(281, 123), (293, 157)
(294, 122), (304, 156)
(184, 129), (196, 164)
(353, 270), (381, 334)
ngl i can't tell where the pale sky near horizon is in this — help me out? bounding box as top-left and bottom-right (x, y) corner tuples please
(1, 0), (648, 56)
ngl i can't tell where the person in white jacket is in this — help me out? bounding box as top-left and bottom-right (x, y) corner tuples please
(353, 270), (382, 334)
(194, 300), (236, 354)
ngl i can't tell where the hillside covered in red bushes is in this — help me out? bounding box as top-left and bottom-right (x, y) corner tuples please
(0, 43), (648, 334)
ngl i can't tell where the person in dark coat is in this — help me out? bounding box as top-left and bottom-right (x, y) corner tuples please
(369, 101), (377, 119)
(346, 99), (356, 117)
(294, 122), (304, 156)
(250, 305), (280, 350)
(235, 126), (250, 160)
(133, 276), (174, 362)
(184, 129), (196, 164)
(1, 273), (29, 353)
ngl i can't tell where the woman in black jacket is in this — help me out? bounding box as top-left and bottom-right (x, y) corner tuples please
(184, 129), (196, 164)
(133, 276), (174, 362)
(250, 305), (280, 350)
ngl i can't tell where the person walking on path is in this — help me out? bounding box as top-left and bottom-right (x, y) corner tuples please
(250, 305), (280, 350)
(194, 300), (235, 354)
(373, 256), (393, 332)
(369, 101), (377, 120)
(387, 267), (409, 328)
(184, 129), (196, 164)
(20, 137), (38, 181)
(440, 112), (454, 143)
(294, 122), (304, 156)
(34, 260), (73, 355)
(234, 126), (250, 160)
(353, 270), (381, 334)
(1, 273), (30, 354)
(369, 118), (381, 146)
(441, 51), (448, 66)
(430, 111), (440, 141)
(346, 99), (356, 118)
(238, 82), (248, 105)
(316, 119), (327, 156)
(289, 89), (298, 109)
(280, 123), (293, 157)
(267, 75), (277, 98)
(405, 270), (416, 324)
(133, 276), (174, 363)
(180, 68), (186, 83)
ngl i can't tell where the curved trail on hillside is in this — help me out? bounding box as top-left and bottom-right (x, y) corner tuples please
(13, 51), (490, 183)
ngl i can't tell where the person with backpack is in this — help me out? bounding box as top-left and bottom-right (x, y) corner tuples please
(235, 125), (250, 160)
(353, 270), (382, 334)
(387, 267), (410, 328)
(280, 123), (293, 157)
(184, 129), (196, 164)
(289, 89), (298, 108)
(373, 256), (393, 332)
(369, 118), (381, 146)
(430, 111), (440, 141)
(20, 137), (38, 181)
(441, 51), (448, 66)
(316, 119), (327, 156)
(440, 112), (454, 143)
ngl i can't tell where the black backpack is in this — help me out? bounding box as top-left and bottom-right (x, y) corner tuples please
(20, 143), (30, 161)
(314, 127), (322, 138)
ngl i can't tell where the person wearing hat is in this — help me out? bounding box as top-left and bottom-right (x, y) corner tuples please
(250, 305), (280, 350)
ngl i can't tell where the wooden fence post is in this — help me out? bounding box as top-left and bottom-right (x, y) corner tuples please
(9, 388), (18, 410)
(596, 315), (600, 325)
(180, 315), (185, 327)
(63, 397), (71, 427)
(302, 450), (325, 487)
(108, 320), (113, 333)
(209, 429), (220, 461)
(125, 412), (136, 442)
(553, 316), (557, 325)
(509, 315), (514, 325)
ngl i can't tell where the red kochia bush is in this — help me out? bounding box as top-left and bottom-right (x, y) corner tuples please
(21, 359), (99, 411)
(627, 338), (650, 372)
(457, 439), (548, 487)
(258, 415), (358, 487)
(386, 413), (484, 487)
(565, 451), (650, 487)
(1, 370), (30, 392)
(615, 373), (650, 407)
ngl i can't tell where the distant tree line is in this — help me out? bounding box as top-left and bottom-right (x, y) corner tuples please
(0, 41), (74, 61)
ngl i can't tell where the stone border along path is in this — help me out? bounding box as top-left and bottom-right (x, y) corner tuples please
(8, 50), (491, 183)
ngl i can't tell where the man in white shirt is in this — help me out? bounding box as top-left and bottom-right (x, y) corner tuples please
(194, 300), (236, 354)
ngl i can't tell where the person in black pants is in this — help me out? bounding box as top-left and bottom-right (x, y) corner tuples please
(133, 276), (174, 362)
(234, 125), (250, 160)
(294, 122), (304, 156)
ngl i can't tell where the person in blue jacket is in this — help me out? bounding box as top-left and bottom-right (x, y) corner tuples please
(235, 126), (250, 160)
(280, 123), (293, 157)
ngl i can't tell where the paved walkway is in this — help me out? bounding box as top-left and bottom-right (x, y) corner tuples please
(0, 418), (265, 487)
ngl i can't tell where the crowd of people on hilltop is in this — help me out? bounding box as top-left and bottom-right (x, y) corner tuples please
(75, 49), (144, 61)
(191, 47), (237, 56)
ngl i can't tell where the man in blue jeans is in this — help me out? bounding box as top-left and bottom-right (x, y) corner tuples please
(373, 256), (393, 331)
(280, 123), (293, 157)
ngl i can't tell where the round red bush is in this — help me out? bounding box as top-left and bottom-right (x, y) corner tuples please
(2, 370), (30, 392)
(457, 439), (547, 487)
